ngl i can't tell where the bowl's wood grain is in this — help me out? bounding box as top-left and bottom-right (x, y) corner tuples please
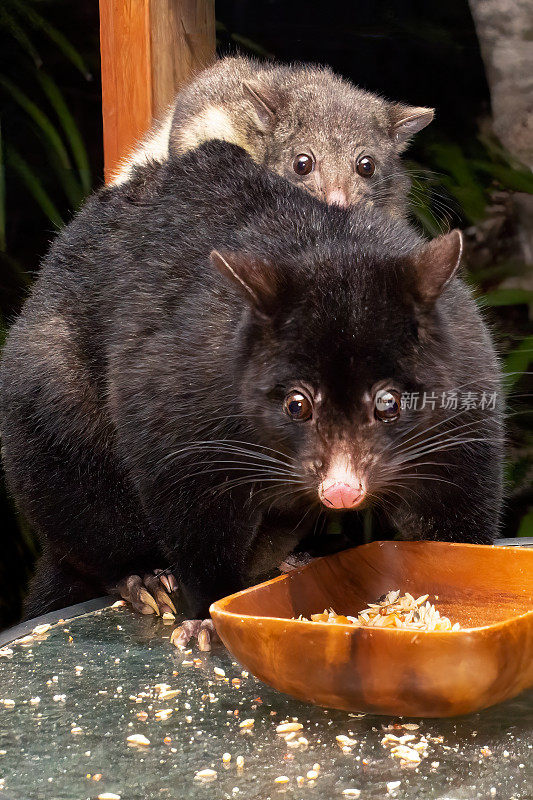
(210, 541), (533, 717)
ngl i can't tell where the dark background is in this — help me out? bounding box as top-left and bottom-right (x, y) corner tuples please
(1, 0), (531, 629)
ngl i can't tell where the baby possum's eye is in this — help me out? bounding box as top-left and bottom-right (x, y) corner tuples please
(374, 389), (401, 423)
(356, 155), (376, 178)
(283, 390), (313, 421)
(293, 153), (315, 176)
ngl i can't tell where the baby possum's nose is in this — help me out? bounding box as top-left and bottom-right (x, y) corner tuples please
(318, 456), (366, 509)
(326, 187), (349, 207)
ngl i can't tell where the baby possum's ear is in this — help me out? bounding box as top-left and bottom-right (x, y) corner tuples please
(243, 81), (285, 131)
(406, 229), (463, 308)
(389, 104), (435, 151)
(210, 249), (286, 318)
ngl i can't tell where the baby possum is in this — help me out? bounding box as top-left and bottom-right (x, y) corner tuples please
(1, 143), (503, 640)
(112, 56), (434, 214)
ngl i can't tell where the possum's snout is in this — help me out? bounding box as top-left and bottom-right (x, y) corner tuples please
(326, 188), (349, 207)
(319, 477), (365, 509)
(317, 456), (366, 509)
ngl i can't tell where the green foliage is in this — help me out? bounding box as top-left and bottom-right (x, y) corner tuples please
(517, 509), (533, 538)
(0, 0), (93, 241)
(215, 21), (275, 59)
(406, 130), (532, 543)
(481, 289), (533, 308)
(0, 0), (96, 626)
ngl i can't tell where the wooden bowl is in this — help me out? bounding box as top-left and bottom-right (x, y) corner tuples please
(210, 541), (533, 717)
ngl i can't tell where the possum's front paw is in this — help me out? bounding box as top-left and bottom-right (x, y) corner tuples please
(110, 571), (178, 616)
(170, 619), (217, 652)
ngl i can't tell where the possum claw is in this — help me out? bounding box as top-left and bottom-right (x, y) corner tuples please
(158, 589), (177, 615)
(110, 572), (178, 616)
(143, 574), (177, 615)
(138, 588), (160, 615)
(156, 570), (179, 594)
(171, 619), (217, 651)
(197, 627), (211, 651)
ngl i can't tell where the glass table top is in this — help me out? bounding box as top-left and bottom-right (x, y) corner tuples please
(0, 602), (531, 800)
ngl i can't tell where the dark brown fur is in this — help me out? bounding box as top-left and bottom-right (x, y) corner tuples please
(1, 143), (503, 619)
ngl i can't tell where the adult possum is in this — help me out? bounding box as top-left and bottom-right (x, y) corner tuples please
(1, 143), (503, 639)
(112, 56), (433, 214)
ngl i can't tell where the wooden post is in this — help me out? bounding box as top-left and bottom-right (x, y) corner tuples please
(99, 0), (216, 182)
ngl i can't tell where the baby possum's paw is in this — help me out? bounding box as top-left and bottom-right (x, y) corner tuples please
(170, 618), (217, 652)
(111, 571), (178, 616)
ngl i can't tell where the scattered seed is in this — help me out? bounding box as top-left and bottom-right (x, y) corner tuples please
(276, 722), (303, 734)
(159, 689), (180, 701)
(239, 719), (254, 729)
(342, 791), (361, 798)
(236, 756), (244, 769)
(126, 734), (150, 746)
(387, 781), (401, 792)
(32, 624), (51, 635)
(275, 776), (289, 784)
(296, 776), (305, 787)
(98, 794), (121, 800)
(307, 770), (318, 780)
(336, 735), (357, 747)
(390, 744), (421, 764)
(71, 726), (83, 735)
(214, 667), (226, 677)
(222, 753), (231, 764)
(155, 709), (173, 721)
(194, 769), (217, 782)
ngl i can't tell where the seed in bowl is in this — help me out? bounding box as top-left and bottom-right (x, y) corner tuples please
(298, 590), (460, 632)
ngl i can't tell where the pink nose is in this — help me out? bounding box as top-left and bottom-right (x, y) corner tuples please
(326, 188), (348, 207)
(319, 479), (365, 509)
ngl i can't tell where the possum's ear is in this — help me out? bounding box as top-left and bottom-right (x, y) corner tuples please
(389, 104), (434, 151)
(407, 229), (463, 307)
(243, 81), (283, 131)
(210, 250), (284, 318)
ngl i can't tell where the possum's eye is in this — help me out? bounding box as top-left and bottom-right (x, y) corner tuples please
(356, 155), (376, 178)
(293, 153), (315, 176)
(284, 391), (313, 421)
(374, 389), (401, 422)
